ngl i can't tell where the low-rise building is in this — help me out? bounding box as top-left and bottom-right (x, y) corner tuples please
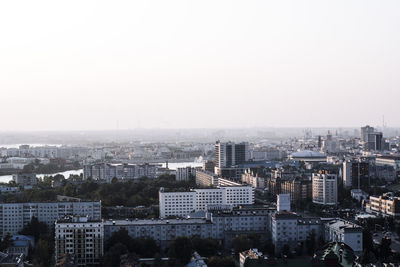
(324, 219), (363, 253)
(239, 248), (268, 267)
(366, 192), (400, 217)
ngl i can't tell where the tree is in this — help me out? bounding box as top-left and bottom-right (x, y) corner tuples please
(232, 235), (251, 254)
(207, 256), (235, 267)
(380, 237), (392, 259)
(168, 237), (193, 266)
(306, 231), (316, 255)
(103, 243), (128, 267)
(360, 249), (377, 264)
(0, 232), (14, 251)
(363, 228), (374, 252)
(282, 244), (290, 256)
(19, 216), (48, 241)
(191, 237), (220, 257)
(32, 239), (52, 267)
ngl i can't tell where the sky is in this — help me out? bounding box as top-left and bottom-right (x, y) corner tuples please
(0, 0), (399, 131)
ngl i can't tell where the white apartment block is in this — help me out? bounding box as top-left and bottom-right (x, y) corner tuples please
(312, 173), (338, 205)
(175, 167), (196, 181)
(55, 216), (103, 267)
(159, 189), (196, 218)
(195, 169), (218, 187)
(0, 201), (101, 237)
(104, 218), (214, 249)
(84, 163), (159, 182)
(159, 186), (254, 218)
(271, 212), (322, 252)
(324, 219), (363, 253)
(105, 205), (275, 249)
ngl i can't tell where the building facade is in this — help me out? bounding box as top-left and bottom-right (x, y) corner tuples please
(324, 219), (363, 253)
(312, 173), (338, 205)
(0, 201), (101, 237)
(159, 186), (254, 218)
(55, 216), (103, 267)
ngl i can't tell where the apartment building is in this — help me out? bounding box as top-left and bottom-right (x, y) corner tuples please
(366, 192), (400, 217)
(195, 169), (218, 187)
(55, 216), (103, 267)
(83, 163), (159, 182)
(312, 172), (338, 205)
(105, 205), (274, 249)
(271, 212), (322, 252)
(175, 167), (196, 181)
(241, 170), (265, 189)
(12, 173), (37, 189)
(159, 186), (254, 218)
(0, 201), (101, 236)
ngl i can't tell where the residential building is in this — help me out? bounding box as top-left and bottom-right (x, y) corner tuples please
(277, 194), (290, 212)
(271, 212), (322, 252)
(12, 173), (37, 189)
(215, 141), (249, 169)
(55, 216), (103, 267)
(195, 169), (218, 187)
(105, 205), (274, 249)
(312, 172), (338, 205)
(175, 166), (195, 181)
(83, 163), (159, 182)
(280, 177), (312, 203)
(366, 192), (400, 217)
(324, 219), (363, 253)
(7, 235), (34, 256)
(159, 186), (254, 218)
(343, 159), (369, 189)
(0, 201), (101, 236)
(241, 170), (265, 188)
(202, 160), (215, 173)
(104, 218), (214, 249)
(217, 177), (242, 187)
(350, 189), (368, 202)
(312, 242), (357, 267)
(159, 188), (196, 218)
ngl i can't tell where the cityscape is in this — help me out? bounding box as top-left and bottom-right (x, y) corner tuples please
(0, 127), (399, 266)
(1, 0), (400, 267)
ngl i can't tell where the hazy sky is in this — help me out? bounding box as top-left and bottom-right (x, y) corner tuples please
(1, 0), (399, 131)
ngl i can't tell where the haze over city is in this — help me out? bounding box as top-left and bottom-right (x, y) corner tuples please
(1, 0), (400, 131)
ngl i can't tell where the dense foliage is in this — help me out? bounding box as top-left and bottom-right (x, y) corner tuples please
(1, 175), (196, 207)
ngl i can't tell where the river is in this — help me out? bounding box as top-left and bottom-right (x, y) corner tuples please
(0, 161), (203, 183)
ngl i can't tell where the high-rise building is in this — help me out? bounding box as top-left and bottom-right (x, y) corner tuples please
(312, 172), (338, 205)
(361, 125), (375, 143)
(55, 216), (103, 267)
(343, 160), (369, 189)
(215, 141), (249, 169)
